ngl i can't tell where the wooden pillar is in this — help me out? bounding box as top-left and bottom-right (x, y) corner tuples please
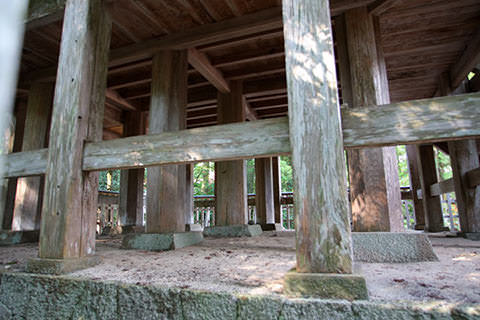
(449, 140), (480, 233)
(146, 50), (188, 233)
(345, 7), (403, 232)
(185, 163), (194, 225)
(37, 0), (112, 261)
(119, 111), (145, 227)
(0, 114), (16, 228)
(416, 145), (445, 232)
(405, 145), (426, 229)
(215, 81), (247, 226)
(283, 0), (353, 274)
(0, 1), (28, 229)
(272, 157), (282, 225)
(12, 82), (53, 231)
(255, 157), (275, 227)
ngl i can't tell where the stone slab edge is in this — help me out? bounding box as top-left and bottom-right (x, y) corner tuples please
(122, 232), (203, 251)
(0, 272), (479, 319)
(203, 225), (262, 238)
(26, 256), (102, 275)
(352, 232), (439, 263)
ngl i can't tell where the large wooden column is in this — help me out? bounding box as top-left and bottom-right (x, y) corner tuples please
(416, 145), (445, 232)
(345, 7), (403, 232)
(215, 81), (247, 226)
(146, 50), (188, 233)
(33, 0), (111, 267)
(449, 140), (480, 234)
(405, 145), (426, 229)
(255, 157), (275, 228)
(12, 82), (53, 231)
(119, 111), (145, 228)
(272, 157), (282, 225)
(0, 115), (15, 229)
(283, 0), (367, 300)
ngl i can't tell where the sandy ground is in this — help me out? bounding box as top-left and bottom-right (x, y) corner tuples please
(0, 232), (479, 303)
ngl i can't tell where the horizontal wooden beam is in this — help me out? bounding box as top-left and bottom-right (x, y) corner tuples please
(368, 0), (403, 16)
(430, 178), (455, 197)
(342, 93), (480, 148)
(467, 167), (480, 188)
(450, 28), (480, 90)
(4, 93), (480, 178)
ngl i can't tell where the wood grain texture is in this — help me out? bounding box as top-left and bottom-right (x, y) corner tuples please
(188, 48), (230, 93)
(39, 0), (112, 259)
(430, 178), (455, 197)
(345, 6), (402, 233)
(272, 156), (282, 224)
(146, 50), (188, 233)
(255, 157), (275, 225)
(215, 80), (248, 226)
(119, 111), (145, 227)
(342, 93), (480, 148)
(283, 0), (353, 273)
(416, 145), (445, 232)
(449, 140), (480, 233)
(12, 82), (53, 231)
(467, 168), (480, 189)
(405, 145), (425, 229)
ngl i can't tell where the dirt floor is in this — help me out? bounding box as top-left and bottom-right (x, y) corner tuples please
(0, 232), (479, 303)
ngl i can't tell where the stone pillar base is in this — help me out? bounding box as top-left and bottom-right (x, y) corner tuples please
(460, 232), (480, 241)
(203, 225), (262, 238)
(283, 271), (368, 300)
(0, 230), (39, 246)
(186, 224), (203, 232)
(122, 232), (203, 251)
(27, 256), (102, 275)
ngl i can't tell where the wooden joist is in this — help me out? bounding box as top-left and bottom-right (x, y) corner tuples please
(368, 0), (403, 16)
(187, 48), (230, 93)
(3, 93), (480, 178)
(450, 28), (480, 90)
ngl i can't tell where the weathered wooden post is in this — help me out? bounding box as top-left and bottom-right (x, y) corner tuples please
(405, 145), (426, 230)
(123, 50), (203, 250)
(343, 7), (403, 232)
(0, 1), (29, 230)
(282, 0), (367, 299)
(415, 145), (446, 232)
(205, 81), (262, 237)
(27, 0), (112, 274)
(255, 157), (275, 230)
(119, 111), (145, 231)
(272, 157), (282, 228)
(12, 82), (54, 231)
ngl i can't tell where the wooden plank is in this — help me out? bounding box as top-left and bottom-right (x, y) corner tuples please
(105, 89), (137, 111)
(342, 93), (480, 148)
(283, 0), (353, 273)
(215, 80), (248, 226)
(449, 140), (480, 233)
(38, 0), (112, 259)
(416, 145), (445, 232)
(430, 178), (455, 197)
(255, 157), (275, 226)
(243, 96), (257, 121)
(12, 82), (53, 231)
(188, 48), (230, 93)
(25, 0), (66, 29)
(146, 50), (188, 234)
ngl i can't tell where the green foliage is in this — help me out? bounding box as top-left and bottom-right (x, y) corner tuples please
(99, 170), (120, 192)
(193, 162), (215, 196)
(396, 146), (410, 187)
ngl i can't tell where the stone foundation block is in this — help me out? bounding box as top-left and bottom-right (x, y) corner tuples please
(122, 232), (203, 251)
(283, 271), (369, 301)
(352, 232), (438, 263)
(186, 224), (203, 232)
(26, 256), (102, 275)
(461, 232), (480, 241)
(0, 230), (39, 246)
(203, 224), (262, 238)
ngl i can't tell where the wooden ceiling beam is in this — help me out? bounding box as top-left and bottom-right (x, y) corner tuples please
(243, 96), (258, 121)
(105, 89), (138, 111)
(450, 28), (480, 90)
(188, 48), (230, 93)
